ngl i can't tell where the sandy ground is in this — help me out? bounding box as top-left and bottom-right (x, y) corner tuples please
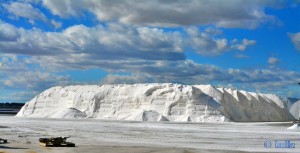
(0, 116), (300, 153)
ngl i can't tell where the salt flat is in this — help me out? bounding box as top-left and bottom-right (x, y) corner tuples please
(0, 116), (300, 153)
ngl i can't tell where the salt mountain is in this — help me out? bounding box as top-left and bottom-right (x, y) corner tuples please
(17, 83), (296, 122)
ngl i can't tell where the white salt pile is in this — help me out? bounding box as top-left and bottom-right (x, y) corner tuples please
(51, 108), (87, 119)
(17, 83), (294, 122)
(287, 124), (300, 130)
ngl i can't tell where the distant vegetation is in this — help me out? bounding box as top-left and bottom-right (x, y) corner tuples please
(0, 103), (24, 109)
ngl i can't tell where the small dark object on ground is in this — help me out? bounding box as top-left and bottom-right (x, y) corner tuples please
(39, 137), (75, 147)
(293, 120), (300, 124)
(0, 138), (7, 144)
(293, 117), (300, 124)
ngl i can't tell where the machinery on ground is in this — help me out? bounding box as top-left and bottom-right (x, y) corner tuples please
(39, 137), (75, 147)
(0, 138), (7, 144)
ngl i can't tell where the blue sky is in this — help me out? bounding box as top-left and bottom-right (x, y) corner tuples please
(0, 0), (300, 102)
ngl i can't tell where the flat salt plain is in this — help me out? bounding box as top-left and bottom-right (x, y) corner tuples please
(1, 116), (300, 153)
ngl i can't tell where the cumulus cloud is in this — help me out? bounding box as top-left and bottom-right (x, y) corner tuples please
(1, 0), (298, 102)
(0, 18), (294, 100)
(100, 74), (152, 84)
(0, 21), (257, 75)
(231, 39), (257, 51)
(98, 59), (299, 89)
(100, 61), (300, 94)
(0, 54), (29, 73)
(0, 54), (71, 102)
(235, 54), (250, 59)
(42, 0), (85, 18)
(50, 19), (62, 29)
(268, 57), (279, 64)
(4, 46), (296, 100)
(2, 71), (70, 90)
(0, 21), (184, 60)
(0, 54), (71, 91)
(1, 44), (299, 102)
(42, 0), (282, 29)
(0, 21), (20, 41)
(2, 1), (64, 29)
(289, 32), (300, 51)
(0, 21), (77, 55)
(3, 2), (47, 23)
(186, 27), (256, 55)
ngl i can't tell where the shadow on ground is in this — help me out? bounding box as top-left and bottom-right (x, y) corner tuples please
(0, 145), (28, 149)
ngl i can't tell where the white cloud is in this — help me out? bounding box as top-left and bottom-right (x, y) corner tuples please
(0, 54), (28, 73)
(0, 21), (258, 73)
(3, 2), (47, 23)
(0, 20), (20, 41)
(2, 71), (70, 90)
(1, 0), (298, 102)
(1, 49), (299, 101)
(2, 20), (296, 99)
(100, 74), (151, 84)
(100, 62), (300, 95)
(42, 0), (282, 29)
(268, 57), (279, 64)
(0, 54), (71, 91)
(42, 0), (85, 18)
(50, 19), (62, 29)
(0, 21), (185, 62)
(289, 32), (300, 51)
(235, 54), (250, 59)
(186, 27), (256, 56)
(0, 54), (72, 102)
(231, 39), (257, 51)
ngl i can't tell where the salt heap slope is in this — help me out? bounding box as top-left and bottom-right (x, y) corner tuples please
(287, 98), (300, 119)
(17, 84), (293, 122)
